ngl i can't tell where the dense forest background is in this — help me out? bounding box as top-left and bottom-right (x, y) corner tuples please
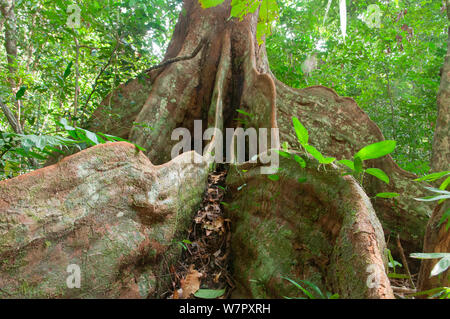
(0, 0), (447, 179)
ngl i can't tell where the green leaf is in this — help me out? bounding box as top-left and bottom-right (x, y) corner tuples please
(353, 156), (363, 174)
(293, 154), (306, 168)
(304, 144), (324, 162)
(64, 61), (73, 79)
(298, 177), (307, 183)
(414, 187), (450, 202)
(292, 117), (308, 146)
(198, 0), (225, 9)
(375, 192), (399, 199)
(81, 129), (100, 145)
(304, 144), (334, 164)
(299, 280), (326, 299)
(354, 140), (396, 161)
(338, 159), (354, 171)
(282, 277), (314, 299)
(410, 253), (449, 259)
(439, 176), (450, 191)
(194, 288), (226, 299)
(15, 86), (27, 100)
(276, 150), (291, 158)
(365, 168), (389, 184)
(415, 194), (450, 202)
(268, 174), (279, 181)
(414, 171), (450, 182)
(321, 157), (336, 164)
(236, 109), (253, 118)
(430, 256), (450, 277)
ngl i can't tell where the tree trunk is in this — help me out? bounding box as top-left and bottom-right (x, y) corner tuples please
(0, 0), (23, 134)
(88, 0), (430, 255)
(431, 1), (450, 172)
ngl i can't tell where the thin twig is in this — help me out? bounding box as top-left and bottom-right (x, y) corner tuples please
(82, 42), (120, 113)
(396, 234), (416, 289)
(73, 33), (80, 127)
(143, 38), (207, 74)
(391, 286), (416, 294)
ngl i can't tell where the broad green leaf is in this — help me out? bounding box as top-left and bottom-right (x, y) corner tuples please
(430, 256), (450, 277)
(414, 171), (450, 182)
(410, 253), (449, 259)
(293, 154), (306, 168)
(194, 288), (226, 299)
(354, 140), (396, 161)
(365, 168), (389, 184)
(292, 117), (308, 146)
(423, 186), (450, 195)
(64, 61), (73, 79)
(415, 187), (450, 202)
(321, 157), (336, 164)
(440, 176), (450, 191)
(414, 194), (450, 202)
(276, 150), (291, 158)
(82, 129), (100, 145)
(338, 159), (354, 171)
(304, 144), (324, 162)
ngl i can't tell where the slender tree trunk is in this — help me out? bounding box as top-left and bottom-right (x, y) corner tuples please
(0, 0), (23, 134)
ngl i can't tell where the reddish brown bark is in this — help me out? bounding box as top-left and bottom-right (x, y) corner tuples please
(88, 0), (429, 256)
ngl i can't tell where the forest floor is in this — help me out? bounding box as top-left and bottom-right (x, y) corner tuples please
(167, 165), (234, 299)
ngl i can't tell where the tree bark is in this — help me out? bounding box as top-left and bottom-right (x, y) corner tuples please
(417, 201), (450, 294)
(417, 3), (450, 294)
(87, 0), (430, 256)
(0, 0), (23, 134)
(431, 1), (450, 173)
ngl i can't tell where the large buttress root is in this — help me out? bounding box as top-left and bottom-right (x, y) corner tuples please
(0, 142), (212, 298)
(275, 81), (431, 254)
(225, 155), (393, 299)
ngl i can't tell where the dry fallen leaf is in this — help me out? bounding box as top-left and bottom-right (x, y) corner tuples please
(180, 265), (202, 298)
